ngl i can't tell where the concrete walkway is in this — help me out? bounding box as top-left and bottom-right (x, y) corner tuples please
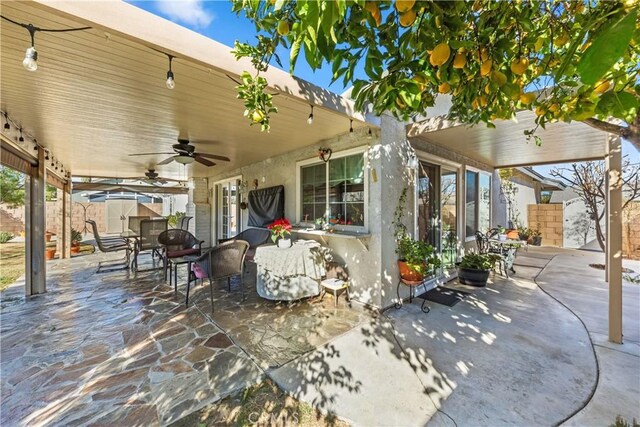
(535, 250), (640, 426)
(271, 248), (614, 426)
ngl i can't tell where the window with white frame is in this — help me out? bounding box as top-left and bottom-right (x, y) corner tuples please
(465, 169), (491, 238)
(298, 149), (367, 229)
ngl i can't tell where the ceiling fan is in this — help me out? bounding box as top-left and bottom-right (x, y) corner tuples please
(122, 169), (185, 185)
(128, 138), (230, 167)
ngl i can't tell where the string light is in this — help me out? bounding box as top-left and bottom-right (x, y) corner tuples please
(166, 54), (175, 90)
(18, 128), (24, 143)
(367, 128), (373, 139)
(3, 113), (10, 130)
(349, 119), (354, 137)
(0, 15), (91, 72)
(307, 105), (314, 125)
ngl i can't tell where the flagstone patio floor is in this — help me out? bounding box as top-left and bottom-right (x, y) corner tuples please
(0, 253), (369, 426)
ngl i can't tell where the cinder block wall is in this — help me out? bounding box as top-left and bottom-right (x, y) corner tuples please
(624, 201), (640, 260)
(528, 204), (563, 246)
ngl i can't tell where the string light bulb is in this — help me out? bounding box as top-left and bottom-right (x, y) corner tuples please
(307, 105), (314, 125)
(18, 128), (24, 143)
(349, 119), (354, 138)
(367, 128), (373, 139)
(166, 55), (175, 90)
(22, 24), (38, 72)
(3, 113), (10, 130)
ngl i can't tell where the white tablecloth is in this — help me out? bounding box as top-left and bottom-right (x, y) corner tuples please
(254, 241), (326, 300)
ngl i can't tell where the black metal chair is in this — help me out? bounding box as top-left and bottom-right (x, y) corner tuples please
(218, 228), (270, 264)
(476, 230), (514, 278)
(128, 216), (150, 234)
(133, 218), (168, 271)
(186, 240), (249, 313)
(178, 216), (192, 230)
(158, 229), (203, 280)
(86, 220), (131, 273)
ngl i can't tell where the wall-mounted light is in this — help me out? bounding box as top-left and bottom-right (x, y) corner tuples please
(166, 54), (175, 90)
(307, 105), (314, 125)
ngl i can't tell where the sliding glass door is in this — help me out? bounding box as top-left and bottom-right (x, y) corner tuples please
(217, 179), (239, 240)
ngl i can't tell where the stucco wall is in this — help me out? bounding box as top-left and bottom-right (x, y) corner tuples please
(206, 115), (414, 308)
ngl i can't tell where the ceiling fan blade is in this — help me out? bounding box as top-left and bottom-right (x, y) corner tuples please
(195, 153), (231, 162)
(128, 152), (174, 157)
(194, 155), (215, 167)
(157, 156), (175, 165)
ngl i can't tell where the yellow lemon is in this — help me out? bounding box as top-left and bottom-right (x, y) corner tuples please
(480, 48), (489, 62)
(478, 95), (488, 107)
(395, 0), (416, 13)
(593, 80), (611, 94)
(554, 31), (569, 47)
(535, 106), (546, 116)
(277, 20), (290, 36)
(480, 59), (492, 76)
(510, 57), (529, 75)
(471, 98), (479, 110)
(251, 110), (265, 123)
(452, 52), (466, 69)
(430, 43), (451, 67)
(438, 82), (451, 94)
(520, 92), (536, 105)
(548, 103), (559, 112)
(395, 96), (406, 109)
(399, 9), (417, 27)
(491, 70), (507, 86)
(412, 74), (428, 91)
(484, 83), (491, 94)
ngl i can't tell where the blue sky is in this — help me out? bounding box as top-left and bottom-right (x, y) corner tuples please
(128, 0), (638, 174)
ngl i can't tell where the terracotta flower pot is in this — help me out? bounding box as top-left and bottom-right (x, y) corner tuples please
(71, 244), (80, 254)
(45, 232), (53, 242)
(397, 260), (424, 283)
(45, 248), (56, 260)
(506, 229), (519, 240)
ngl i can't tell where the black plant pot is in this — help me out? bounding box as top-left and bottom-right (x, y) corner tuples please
(458, 267), (490, 287)
(531, 236), (542, 246)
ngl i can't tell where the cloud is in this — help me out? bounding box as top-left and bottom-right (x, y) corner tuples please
(155, 0), (214, 28)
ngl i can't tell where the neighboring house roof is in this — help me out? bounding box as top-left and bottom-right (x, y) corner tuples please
(515, 167), (568, 191)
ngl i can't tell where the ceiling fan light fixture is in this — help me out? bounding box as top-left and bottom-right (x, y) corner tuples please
(175, 155), (194, 165)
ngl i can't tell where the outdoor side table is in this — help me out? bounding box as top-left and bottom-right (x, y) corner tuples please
(167, 256), (192, 294)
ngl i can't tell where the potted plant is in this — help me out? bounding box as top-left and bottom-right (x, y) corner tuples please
(529, 228), (542, 246)
(497, 226), (508, 241)
(45, 230), (54, 242)
(45, 245), (57, 260)
(314, 216), (325, 230)
(397, 235), (441, 282)
(517, 226), (531, 242)
(457, 253), (501, 287)
(267, 218), (292, 248)
(71, 228), (82, 254)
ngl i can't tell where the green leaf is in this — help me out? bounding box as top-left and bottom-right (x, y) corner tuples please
(577, 9), (638, 85)
(596, 91), (639, 122)
(289, 37), (302, 73)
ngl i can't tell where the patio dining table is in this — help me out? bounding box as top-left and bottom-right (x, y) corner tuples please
(488, 238), (524, 274)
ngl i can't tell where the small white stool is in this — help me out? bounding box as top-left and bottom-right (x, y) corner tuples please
(320, 278), (351, 308)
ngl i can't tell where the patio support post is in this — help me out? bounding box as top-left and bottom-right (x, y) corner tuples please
(60, 181), (72, 259)
(606, 134), (623, 344)
(27, 147), (47, 295)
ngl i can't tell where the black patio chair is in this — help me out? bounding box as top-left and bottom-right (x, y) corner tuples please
(218, 228), (270, 264)
(158, 229), (203, 280)
(476, 230), (514, 278)
(86, 220), (131, 273)
(186, 240), (249, 313)
(128, 216), (150, 234)
(133, 218), (168, 271)
(177, 216), (192, 230)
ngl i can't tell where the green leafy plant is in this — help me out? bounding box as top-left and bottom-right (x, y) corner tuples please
(459, 253), (501, 271)
(71, 228), (83, 244)
(397, 235), (441, 276)
(167, 211), (185, 228)
(517, 226), (532, 240)
(0, 232), (15, 244)
(610, 415), (639, 427)
(231, 1), (640, 149)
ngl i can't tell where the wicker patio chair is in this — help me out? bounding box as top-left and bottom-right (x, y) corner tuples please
(186, 240), (249, 313)
(128, 216), (150, 234)
(158, 229), (203, 280)
(86, 220), (131, 273)
(218, 228), (270, 263)
(133, 218), (168, 270)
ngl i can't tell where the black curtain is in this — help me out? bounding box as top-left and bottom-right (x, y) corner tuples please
(247, 185), (285, 227)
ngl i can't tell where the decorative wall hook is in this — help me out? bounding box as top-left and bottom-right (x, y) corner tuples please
(318, 148), (332, 163)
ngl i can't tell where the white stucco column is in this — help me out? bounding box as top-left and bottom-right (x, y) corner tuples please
(606, 134), (623, 344)
(186, 178), (211, 247)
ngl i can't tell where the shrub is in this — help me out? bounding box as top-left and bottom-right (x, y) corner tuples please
(0, 232), (15, 244)
(459, 253), (501, 271)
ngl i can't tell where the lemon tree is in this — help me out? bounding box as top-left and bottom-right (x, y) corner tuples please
(232, 0), (640, 149)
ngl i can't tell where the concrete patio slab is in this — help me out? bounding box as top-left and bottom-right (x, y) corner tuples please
(271, 249), (599, 426)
